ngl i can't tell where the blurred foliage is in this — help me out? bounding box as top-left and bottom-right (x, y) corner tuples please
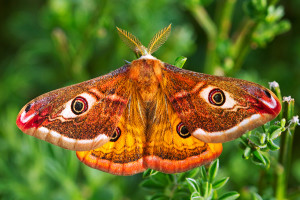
(0, 0), (299, 199)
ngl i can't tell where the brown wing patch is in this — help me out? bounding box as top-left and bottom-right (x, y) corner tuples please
(76, 87), (147, 175)
(159, 63), (265, 143)
(144, 89), (222, 174)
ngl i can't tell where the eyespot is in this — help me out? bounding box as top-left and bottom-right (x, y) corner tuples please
(71, 97), (88, 115)
(110, 127), (121, 142)
(208, 89), (225, 106)
(176, 122), (191, 138)
(25, 104), (32, 113)
(264, 90), (271, 98)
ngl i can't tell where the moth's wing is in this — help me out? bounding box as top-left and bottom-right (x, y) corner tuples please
(16, 65), (132, 151)
(76, 88), (147, 176)
(158, 63), (281, 143)
(145, 89), (222, 174)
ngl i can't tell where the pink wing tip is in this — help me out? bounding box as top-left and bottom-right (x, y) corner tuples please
(16, 102), (50, 132)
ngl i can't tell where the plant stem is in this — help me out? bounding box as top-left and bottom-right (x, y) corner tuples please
(215, 0), (237, 41)
(230, 18), (258, 75)
(187, 4), (217, 74)
(276, 98), (296, 199)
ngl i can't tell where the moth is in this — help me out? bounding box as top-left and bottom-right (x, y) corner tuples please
(16, 25), (281, 176)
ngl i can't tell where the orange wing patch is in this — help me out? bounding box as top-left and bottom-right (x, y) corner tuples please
(77, 88), (147, 175)
(145, 90), (222, 173)
(77, 87), (222, 175)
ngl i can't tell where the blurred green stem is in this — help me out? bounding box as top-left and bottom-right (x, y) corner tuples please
(215, 0), (237, 41)
(276, 98), (296, 199)
(231, 19), (258, 75)
(187, 4), (217, 74)
(188, 0), (238, 75)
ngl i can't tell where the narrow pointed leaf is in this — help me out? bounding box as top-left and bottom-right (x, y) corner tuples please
(267, 139), (280, 151)
(191, 191), (203, 200)
(186, 178), (200, 193)
(200, 166), (207, 181)
(243, 147), (251, 159)
(252, 192), (263, 200)
(218, 191), (240, 200)
(208, 159), (219, 182)
(252, 150), (267, 166)
(213, 177), (229, 190)
(200, 181), (209, 197)
(174, 56), (187, 68)
(270, 127), (284, 140)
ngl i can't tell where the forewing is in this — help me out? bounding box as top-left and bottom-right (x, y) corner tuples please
(159, 63), (281, 143)
(16, 65), (131, 151)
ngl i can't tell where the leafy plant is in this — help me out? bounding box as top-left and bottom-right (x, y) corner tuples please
(141, 159), (239, 200)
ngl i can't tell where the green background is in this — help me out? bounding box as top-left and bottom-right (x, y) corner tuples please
(0, 0), (299, 199)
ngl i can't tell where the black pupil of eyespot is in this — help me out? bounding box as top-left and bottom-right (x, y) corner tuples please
(71, 97), (87, 115)
(181, 126), (189, 135)
(213, 93), (222, 103)
(74, 101), (83, 111)
(177, 122), (191, 138)
(209, 89), (225, 106)
(25, 104), (31, 112)
(264, 90), (271, 98)
(112, 131), (117, 138)
(110, 127), (121, 142)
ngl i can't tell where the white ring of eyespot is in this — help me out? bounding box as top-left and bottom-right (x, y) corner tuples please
(199, 86), (237, 109)
(60, 92), (97, 119)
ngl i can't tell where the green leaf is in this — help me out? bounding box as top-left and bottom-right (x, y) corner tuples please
(260, 133), (266, 144)
(252, 150), (267, 166)
(173, 191), (190, 199)
(174, 56), (187, 68)
(178, 168), (200, 182)
(143, 169), (154, 178)
(199, 181), (211, 197)
(270, 127), (284, 140)
(280, 118), (286, 128)
(191, 191), (204, 200)
(267, 139), (280, 151)
(266, 6), (284, 23)
(213, 177), (229, 190)
(252, 192), (263, 200)
(150, 193), (169, 200)
(240, 134), (249, 144)
(243, 147), (251, 159)
(140, 173), (169, 190)
(152, 173), (171, 185)
(261, 153), (270, 168)
(200, 166), (207, 181)
(239, 141), (247, 150)
(186, 178), (200, 193)
(208, 159), (219, 182)
(249, 134), (262, 146)
(218, 191), (240, 200)
(140, 179), (165, 190)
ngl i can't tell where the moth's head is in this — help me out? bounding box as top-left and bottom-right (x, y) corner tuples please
(191, 76), (281, 143)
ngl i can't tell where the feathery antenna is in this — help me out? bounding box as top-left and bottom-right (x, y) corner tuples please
(148, 24), (171, 55)
(116, 27), (146, 56)
(116, 24), (172, 57)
